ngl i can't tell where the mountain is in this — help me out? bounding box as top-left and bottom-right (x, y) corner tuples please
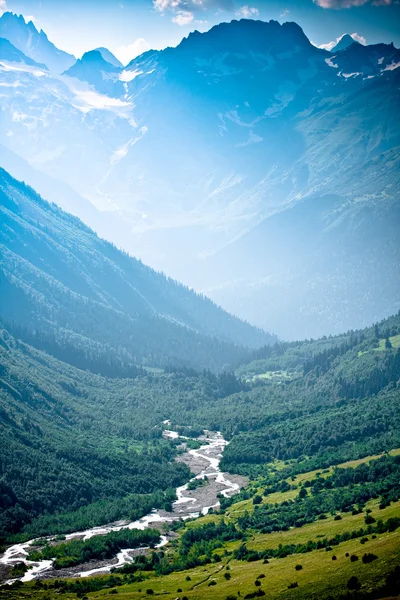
(94, 46), (124, 68)
(0, 37), (47, 68)
(0, 18), (399, 339)
(0, 11), (75, 73)
(64, 49), (124, 97)
(330, 40), (400, 77)
(331, 33), (360, 53)
(0, 168), (275, 373)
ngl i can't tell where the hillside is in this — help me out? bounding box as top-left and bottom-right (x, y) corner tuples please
(0, 169), (274, 372)
(0, 326), (188, 542)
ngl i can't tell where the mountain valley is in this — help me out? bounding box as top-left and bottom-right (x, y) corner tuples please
(0, 7), (399, 599)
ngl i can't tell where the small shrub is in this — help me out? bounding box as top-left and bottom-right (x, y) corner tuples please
(360, 537), (369, 544)
(109, 591), (118, 596)
(288, 582), (298, 589)
(177, 588), (182, 593)
(332, 556), (337, 561)
(257, 574), (266, 579)
(146, 591), (154, 596)
(362, 553), (378, 564)
(224, 572), (231, 580)
(255, 580), (261, 586)
(253, 495), (262, 505)
(334, 514), (342, 521)
(208, 580), (217, 586)
(345, 552), (349, 557)
(295, 564), (303, 571)
(263, 558), (269, 564)
(365, 515), (376, 525)
(350, 555), (359, 562)
(186, 575), (191, 581)
(347, 576), (361, 591)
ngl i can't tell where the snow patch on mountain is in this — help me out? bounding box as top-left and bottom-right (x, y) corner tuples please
(383, 61), (400, 71)
(325, 57), (338, 69)
(0, 60), (48, 77)
(119, 69), (143, 82)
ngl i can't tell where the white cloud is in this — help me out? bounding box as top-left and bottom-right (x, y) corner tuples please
(153, 0), (234, 24)
(172, 9), (195, 24)
(154, 0), (182, 11)
(314, 0), (394, 8)
(114, 39), (151, 65)
(0, 0), (7, 15)
(318, 32), (366, 50)
(351, 32), (367, 44)
(236, 5), (259, 17)
(280, 8), (290, 17)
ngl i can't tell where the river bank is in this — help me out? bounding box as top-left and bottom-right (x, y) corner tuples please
(0, 430), (247, 584)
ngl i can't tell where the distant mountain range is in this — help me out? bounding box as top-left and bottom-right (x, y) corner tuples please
(0, 168), (274, 372)
(0, 12), (75, 73)
(0, 12), (399, 339)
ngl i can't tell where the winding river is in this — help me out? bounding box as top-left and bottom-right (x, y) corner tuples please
(0, 430), (243, 584)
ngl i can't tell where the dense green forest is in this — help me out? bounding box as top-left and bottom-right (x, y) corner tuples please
(28, 528), (161, 569)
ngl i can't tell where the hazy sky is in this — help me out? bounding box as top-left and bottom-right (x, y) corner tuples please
(3, 0), (400, 64)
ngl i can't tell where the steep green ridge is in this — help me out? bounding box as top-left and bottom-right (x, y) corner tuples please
(0, 327), (187, 542)
(0, 169), (274, 373)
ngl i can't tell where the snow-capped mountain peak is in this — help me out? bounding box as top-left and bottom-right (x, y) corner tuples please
(0, 11), (75, 73)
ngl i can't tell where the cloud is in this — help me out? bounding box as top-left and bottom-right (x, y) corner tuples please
(236, 5), (259, 17)
(115, 38), (151, 65)
(317, 32), (366, 50)
(153, 0), (234, 24)
(280, 8), (290, 17)
(0, 0), (7, 15)
(314, 0), (394, 8)
(172, 9), (195, 24)
(351, 32), (367, 43)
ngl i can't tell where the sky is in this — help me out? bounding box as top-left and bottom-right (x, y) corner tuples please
(2, 0), (400, 64)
